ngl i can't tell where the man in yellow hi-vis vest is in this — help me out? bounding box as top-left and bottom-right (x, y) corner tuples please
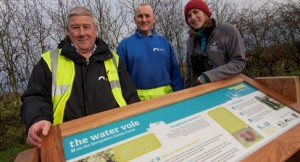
(20, 6), (140, 148)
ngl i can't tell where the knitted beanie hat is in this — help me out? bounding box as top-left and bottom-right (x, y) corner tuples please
(184, 0), (212, 24)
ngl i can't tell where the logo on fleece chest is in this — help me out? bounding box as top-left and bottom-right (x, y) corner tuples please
(153, 47), (166, 52)
(210, 41), (218, 51)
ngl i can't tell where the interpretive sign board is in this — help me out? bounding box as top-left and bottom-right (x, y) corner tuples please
(41, 74), (300, 162)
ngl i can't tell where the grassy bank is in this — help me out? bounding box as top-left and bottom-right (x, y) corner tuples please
(0, 93), (27, 161)
(0, 144), (30, 162)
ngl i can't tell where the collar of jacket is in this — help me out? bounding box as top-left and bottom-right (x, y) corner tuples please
(135, 29), (156, 38)
(57, 37), (113, 63)
(189, 18), (218, 38)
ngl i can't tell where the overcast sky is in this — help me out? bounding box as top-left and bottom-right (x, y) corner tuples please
(182, 0), (285, 8)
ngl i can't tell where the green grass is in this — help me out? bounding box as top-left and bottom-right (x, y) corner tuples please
(287, 70), (300, 76)
(0, 144), (30, 162)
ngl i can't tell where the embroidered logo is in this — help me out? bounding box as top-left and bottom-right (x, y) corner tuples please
(210, 41), (218, 51)
(153, 48), (165, 52)
(98, 76), (107, 81)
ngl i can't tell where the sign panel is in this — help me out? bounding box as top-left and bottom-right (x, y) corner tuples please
(62, 82), (300, 162)
(40, 74), (300, 162)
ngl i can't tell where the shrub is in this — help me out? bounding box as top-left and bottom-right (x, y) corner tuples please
(0, 93), (27, 151)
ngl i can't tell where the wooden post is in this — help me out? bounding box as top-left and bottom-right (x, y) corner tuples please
(255, 76), (300, 103)
(14, 148), (39, 162)
(40, 125), (65, 162)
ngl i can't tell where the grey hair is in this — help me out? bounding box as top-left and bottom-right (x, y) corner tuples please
(134, 3), (154, 16)
(66, 6), (99, 28)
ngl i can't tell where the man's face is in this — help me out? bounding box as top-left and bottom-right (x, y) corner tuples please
(134, 5), (155, 36)
(67, 15), (98, 56)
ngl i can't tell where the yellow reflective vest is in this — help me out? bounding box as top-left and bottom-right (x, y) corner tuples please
(42, 49), (127, 125)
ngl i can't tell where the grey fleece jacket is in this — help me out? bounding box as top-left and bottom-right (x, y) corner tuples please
(185, 19), (246, 88)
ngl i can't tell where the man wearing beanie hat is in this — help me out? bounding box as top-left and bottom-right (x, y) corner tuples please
(184, 0), (246, 88)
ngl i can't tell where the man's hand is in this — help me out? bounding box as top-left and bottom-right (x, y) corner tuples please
(27, 120), (52, 148)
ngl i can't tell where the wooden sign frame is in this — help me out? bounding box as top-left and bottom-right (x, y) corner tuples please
(40, 74), (300, 162)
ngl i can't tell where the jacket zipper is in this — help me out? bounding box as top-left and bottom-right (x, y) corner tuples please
(86, 58), (90, 65)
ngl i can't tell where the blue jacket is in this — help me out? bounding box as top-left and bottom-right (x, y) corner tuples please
(117, 30), (183, 91)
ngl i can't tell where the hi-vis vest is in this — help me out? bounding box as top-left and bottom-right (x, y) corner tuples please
(42, 49), (127, 125)
(137, 85), (173, 101)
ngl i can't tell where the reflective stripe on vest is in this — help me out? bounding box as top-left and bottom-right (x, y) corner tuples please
(105, 51), (127, 107)
(42, 49), (127, 125)
(137, 85), (173, 101)
(42, 49), (74, 125)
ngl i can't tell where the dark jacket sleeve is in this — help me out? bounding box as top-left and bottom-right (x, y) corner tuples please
(117, 60), (140, 104)
(184, 38), (194, 88)
(204, 24), (246, 82)
(20, 59), (53, 130)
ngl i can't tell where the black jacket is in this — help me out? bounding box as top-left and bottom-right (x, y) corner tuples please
(20, 37), (140, 130)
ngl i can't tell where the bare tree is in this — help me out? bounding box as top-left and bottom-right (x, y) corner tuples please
(236, 0), (300, 77)
(46, 0), (72, 43)
(154, 0), (187, 78)
(0, 0), (17, 93)
(272, 1), (300, 44)
(234, 3), (277, 50)
(11, 0), (52, 90)
(0, 0), (299, 95)
(208, 0), (238, 23)
(90, 0), (131, 49)
(0, 0), (24, 93)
